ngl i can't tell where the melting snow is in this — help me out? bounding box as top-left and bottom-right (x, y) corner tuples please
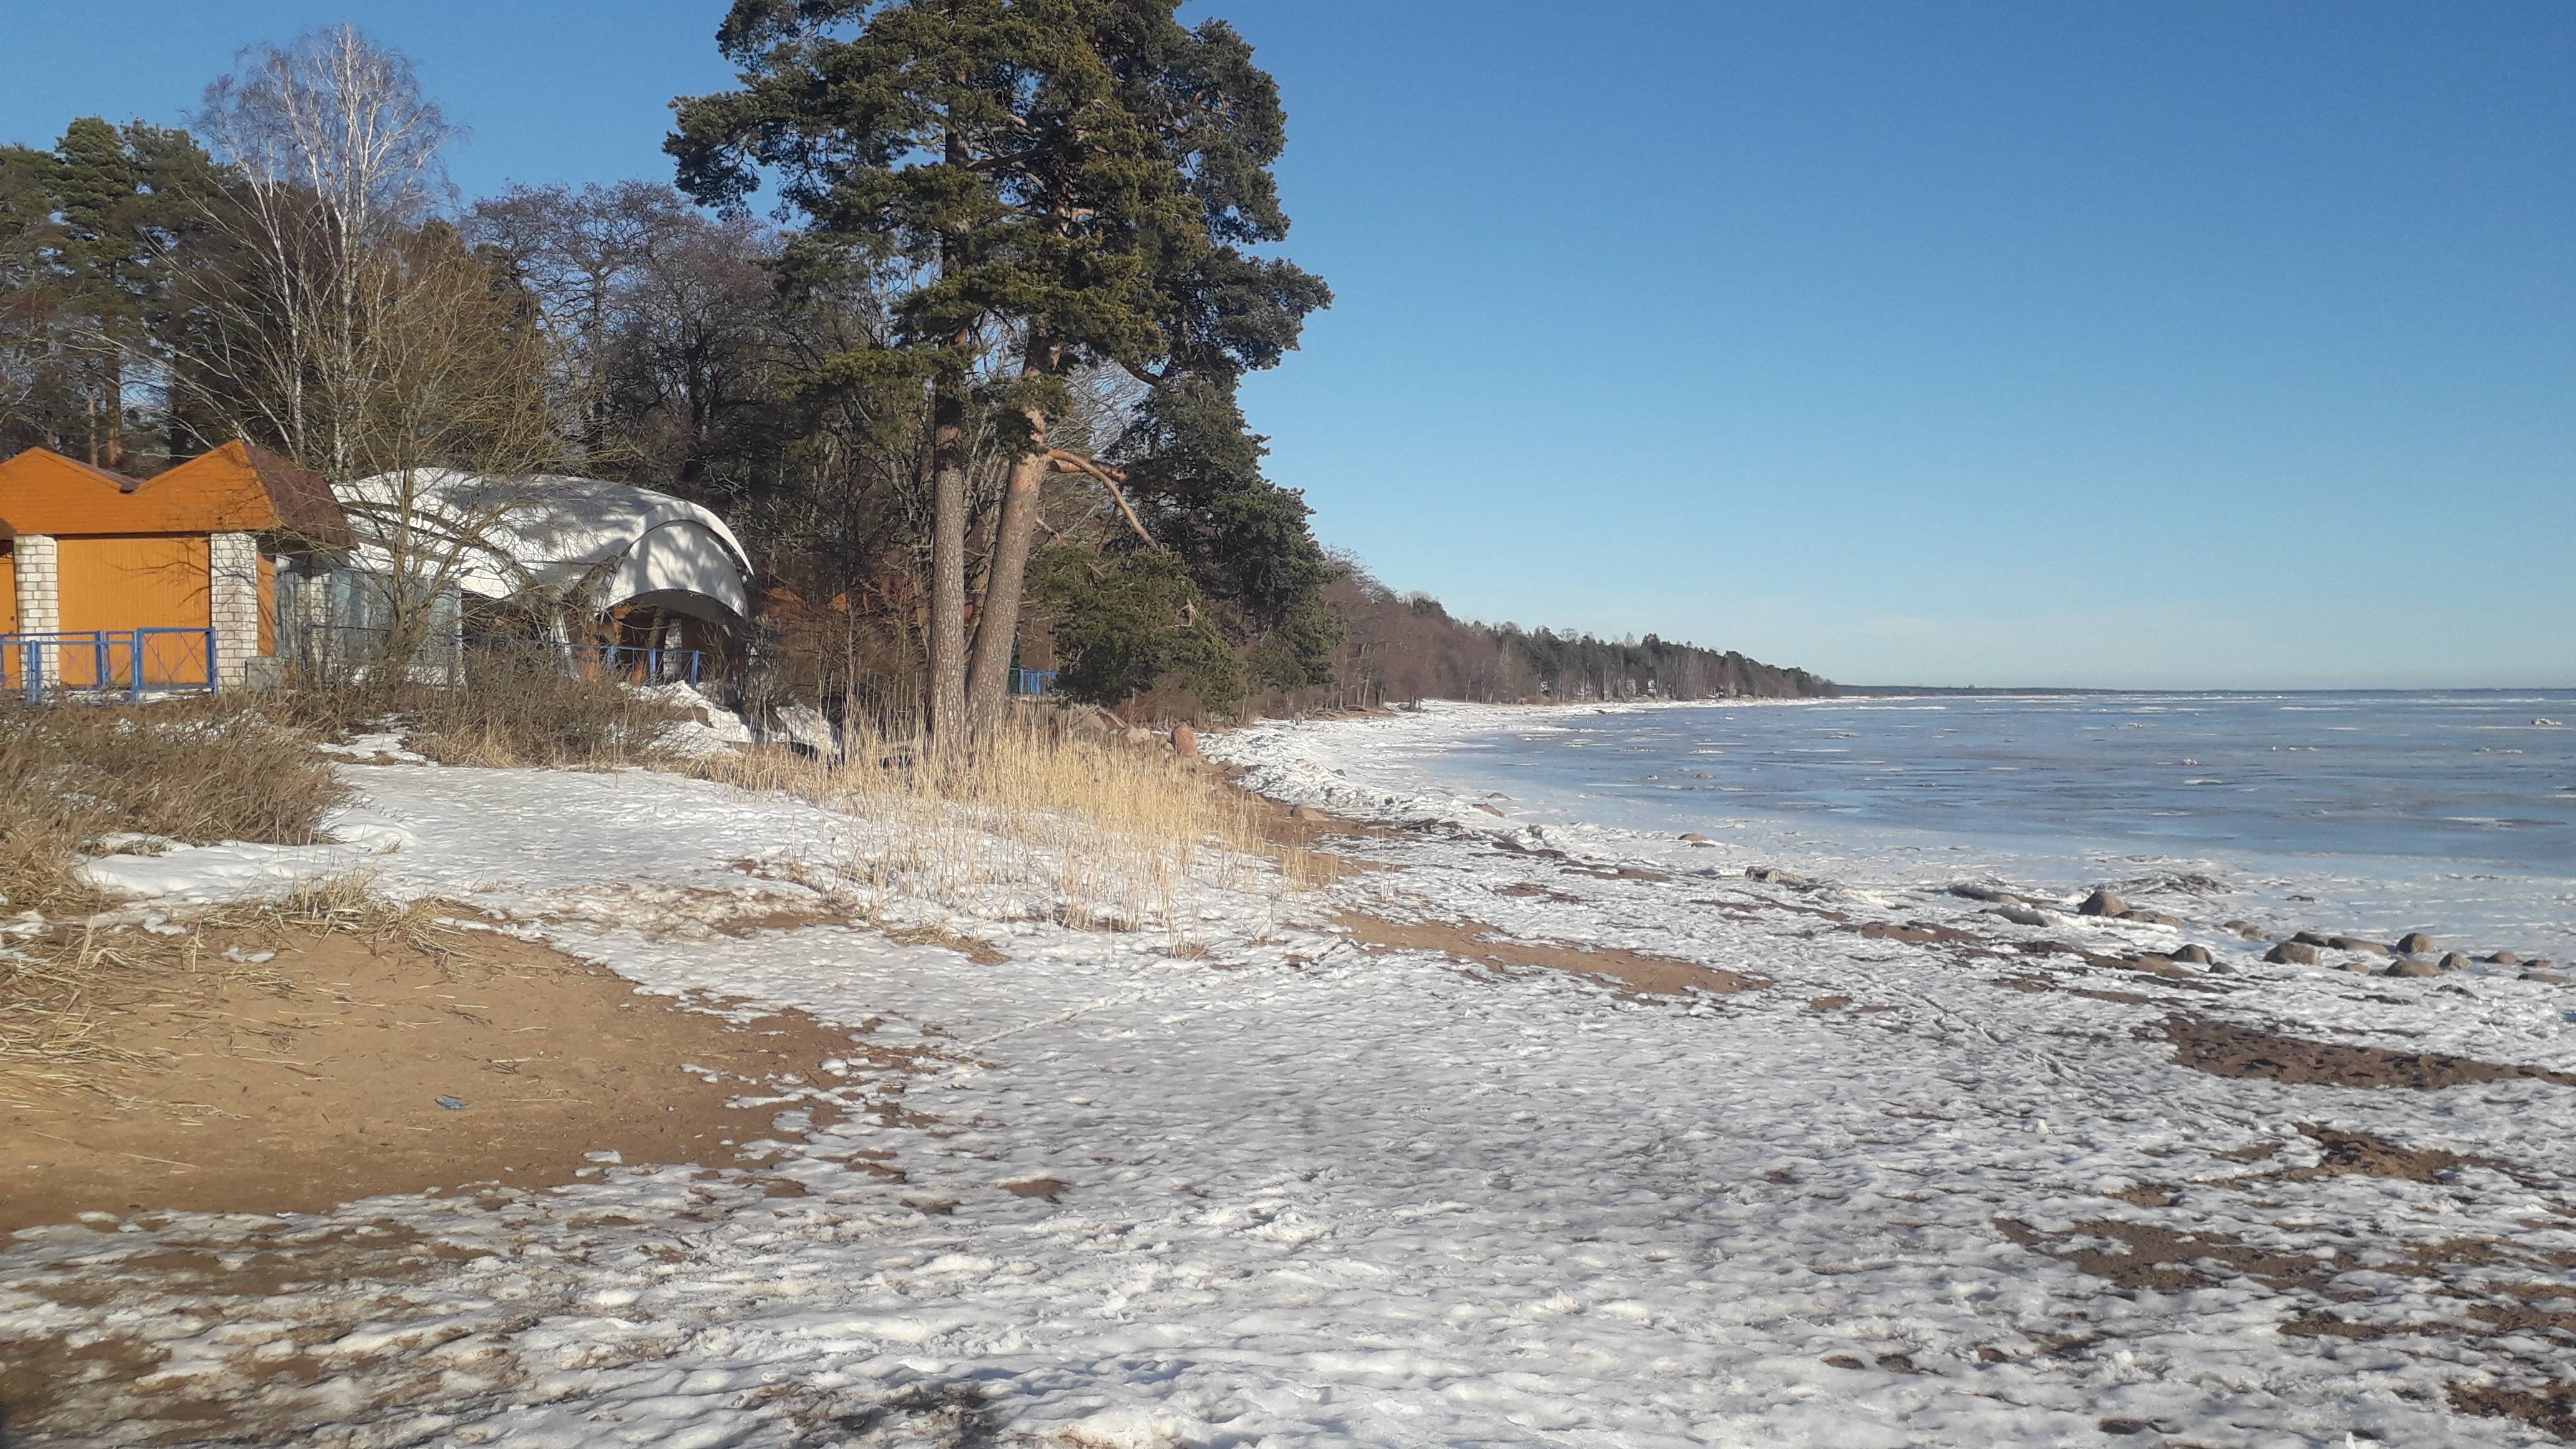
(6, 711), (2574, 1447)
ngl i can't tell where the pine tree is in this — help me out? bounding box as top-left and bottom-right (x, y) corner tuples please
(0, 119), (215, 466)
(671, 1), (1327, 733)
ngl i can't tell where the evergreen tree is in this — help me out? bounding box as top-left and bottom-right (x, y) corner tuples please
(670, 1), (1327, 733)
(0, 119), (217, 467)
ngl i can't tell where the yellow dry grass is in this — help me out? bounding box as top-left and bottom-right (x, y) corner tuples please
(687, 712), (1320, 940)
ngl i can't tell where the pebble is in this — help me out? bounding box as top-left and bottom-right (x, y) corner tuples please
(2327, 936), (2390, 957)
(2385, 960), (2441, 978)
(2266, 942), (2323, 967)
(2439, 952), (2476, 972)
(2394, 932), (2439, 954)
(2489, 951), (2522, 965)
(2171, 944), (2214, 966)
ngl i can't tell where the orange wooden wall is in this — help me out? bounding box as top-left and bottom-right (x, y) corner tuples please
(57, 537), (212, 685)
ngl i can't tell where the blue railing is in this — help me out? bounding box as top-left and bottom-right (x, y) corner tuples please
(1010, 668), (1060, 698)
(1, 629), (219, 702)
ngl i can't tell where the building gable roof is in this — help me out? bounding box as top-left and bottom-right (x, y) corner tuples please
(0, 444), (283, 537)
(159, 442), (351, 548)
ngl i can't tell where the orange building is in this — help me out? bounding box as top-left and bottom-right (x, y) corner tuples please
(0, 442), (349, 693)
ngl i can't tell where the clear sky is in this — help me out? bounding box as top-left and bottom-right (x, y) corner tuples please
(5, 0), (2569, 688)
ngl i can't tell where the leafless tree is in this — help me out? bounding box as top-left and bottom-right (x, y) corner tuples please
(187, 24), (456, 476)
(178, 26), (559, 676)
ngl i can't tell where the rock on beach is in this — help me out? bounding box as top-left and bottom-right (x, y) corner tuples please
(2079, 889), (2128, 917)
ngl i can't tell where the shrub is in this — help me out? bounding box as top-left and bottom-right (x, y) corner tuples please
(406, 651), (690, 768)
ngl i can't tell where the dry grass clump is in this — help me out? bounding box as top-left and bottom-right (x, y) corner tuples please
(411, 654), (690, 768)
(0, 701), (351, 913)
(0, 875), (471, 1101)
(691, 711), (1315, 934)
(414, 655), (687, 768)
(270, 658), (690, 768)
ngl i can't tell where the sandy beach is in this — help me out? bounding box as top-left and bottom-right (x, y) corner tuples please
(4, 711), (2574, 1447)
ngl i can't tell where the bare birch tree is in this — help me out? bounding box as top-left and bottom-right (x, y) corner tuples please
(178, 26), (560, 676)
(187, 25), (454, 476)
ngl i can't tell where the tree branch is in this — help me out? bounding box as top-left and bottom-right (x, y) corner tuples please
(1046, 448), (1162, 551)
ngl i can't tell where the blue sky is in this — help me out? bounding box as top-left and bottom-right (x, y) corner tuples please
(5, 0), (2569, 688)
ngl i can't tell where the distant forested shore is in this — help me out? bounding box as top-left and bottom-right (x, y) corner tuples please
(1274, 562), (1832, 711)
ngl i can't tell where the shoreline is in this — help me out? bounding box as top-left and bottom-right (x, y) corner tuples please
(1214, 696), (2576, 965)
(7, 723), (2576, 1445)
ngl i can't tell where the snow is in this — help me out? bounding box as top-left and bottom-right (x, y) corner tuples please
(335, 469), (755, 622)
(9, 709), (2576, 1447)
(73, 812), (417, 902)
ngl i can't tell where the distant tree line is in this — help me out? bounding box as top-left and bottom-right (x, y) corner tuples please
(0, 9), (1823, 724)
(1281, 560), (1832, 711)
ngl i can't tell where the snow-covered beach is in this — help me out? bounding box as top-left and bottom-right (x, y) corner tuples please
(8, 706), (2576, 1447)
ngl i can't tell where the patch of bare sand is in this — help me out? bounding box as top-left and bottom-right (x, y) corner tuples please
(0, 913), (874, 1232)
(2011, 1173), (2576, 1441)
(1333, 910), (1765, 997)
(2157, 1017), (2576, 1091)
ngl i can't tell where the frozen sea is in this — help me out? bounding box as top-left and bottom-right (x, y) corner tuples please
(1329, 691), (2576, 962)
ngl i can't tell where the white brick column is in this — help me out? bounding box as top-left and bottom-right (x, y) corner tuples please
(209, 532), (261, 688)
(12, 533), (59, 691)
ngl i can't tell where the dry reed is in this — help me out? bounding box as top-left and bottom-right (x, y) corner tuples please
(687, 710), (1317, 941)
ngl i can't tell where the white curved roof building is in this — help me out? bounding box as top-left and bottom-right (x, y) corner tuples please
(334, 469), (754, 625)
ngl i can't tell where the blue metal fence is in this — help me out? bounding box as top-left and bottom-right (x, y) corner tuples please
(1010, 668), (1060, 698)
(1, 629), (219, 703)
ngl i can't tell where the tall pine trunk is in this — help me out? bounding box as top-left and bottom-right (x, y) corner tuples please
(926, 378), (970, 748)
(923, 112), (973, 749)
(965, 420), (1048, 726)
